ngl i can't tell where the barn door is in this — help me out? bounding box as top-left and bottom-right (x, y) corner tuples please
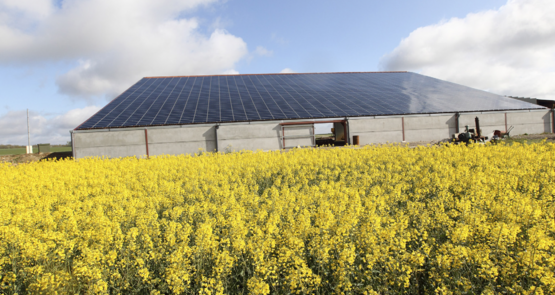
(281, 124), (315, 149)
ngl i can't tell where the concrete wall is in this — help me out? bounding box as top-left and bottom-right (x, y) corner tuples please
(282, 124), (314, 148)
(459, 113), (506, 136)
(73, 122), (282, 159)
(218, 123), (282, 152)
(404, 115), (456, 142)
(74, 129), (147, 158)
(459, 110), (552, 136)
(349, 109), (553, 145)
(73, 109), (553, 158)
(74, 125), (216, 159)
(349, 114), (457, 145)
(508, 110), (552, 134)
(333, 122), (345, 141)
(148, 126), (216, 156)
(348, 117), (404, 145)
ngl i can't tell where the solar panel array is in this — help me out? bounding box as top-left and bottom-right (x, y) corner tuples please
(76, 72), (544, 130)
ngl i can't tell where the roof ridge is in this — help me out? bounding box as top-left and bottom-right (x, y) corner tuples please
(143, 71), (409, 79)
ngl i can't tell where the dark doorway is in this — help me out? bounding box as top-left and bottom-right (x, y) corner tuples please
(314, 121), (347, 147)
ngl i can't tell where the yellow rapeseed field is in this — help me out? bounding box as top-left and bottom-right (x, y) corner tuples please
(1, 142), (554, 294)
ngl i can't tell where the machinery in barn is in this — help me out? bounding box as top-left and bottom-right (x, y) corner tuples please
(494, 126), (514, 139)
(452, 117), (489, 144)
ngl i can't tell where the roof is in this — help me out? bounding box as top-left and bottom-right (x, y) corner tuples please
(508, 96), (555, 109)
(76, 72), (545, 130)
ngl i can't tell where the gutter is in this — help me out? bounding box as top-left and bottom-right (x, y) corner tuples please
(215, 124), (219, 152)
(70, 130), (75, 159)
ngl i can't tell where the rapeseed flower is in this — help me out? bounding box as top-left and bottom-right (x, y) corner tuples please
(0, 142), (554, 294)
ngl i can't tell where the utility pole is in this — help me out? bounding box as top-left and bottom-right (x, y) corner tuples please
(27, 109), (31, 154)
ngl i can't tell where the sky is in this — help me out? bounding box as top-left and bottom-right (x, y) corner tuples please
(1, 0), (553, 144)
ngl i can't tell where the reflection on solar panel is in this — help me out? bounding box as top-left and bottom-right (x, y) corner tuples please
(76, 72), (544, 130)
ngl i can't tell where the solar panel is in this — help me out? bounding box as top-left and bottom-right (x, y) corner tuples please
(76, 72), (546, 130)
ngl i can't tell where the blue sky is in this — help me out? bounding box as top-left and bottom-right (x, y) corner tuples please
(223, 1), (508, 74)
(0, 0), (553, 144)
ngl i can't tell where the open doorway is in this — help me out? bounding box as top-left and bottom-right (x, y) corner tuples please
(280, 120), (348, 149)
(315, 121), (347, 147)
(314, 123), (333, 146)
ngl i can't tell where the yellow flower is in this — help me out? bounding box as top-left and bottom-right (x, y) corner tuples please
(0, 142), (554, 293)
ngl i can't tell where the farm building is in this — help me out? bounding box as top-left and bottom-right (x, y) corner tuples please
(72, 72), (554, 159)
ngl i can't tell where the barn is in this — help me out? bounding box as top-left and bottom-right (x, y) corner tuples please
(71, 72), (554, 159)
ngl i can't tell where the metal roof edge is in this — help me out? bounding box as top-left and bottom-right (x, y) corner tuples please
(74, 108), (545, 131)
(73, 78), (146, 130)
(142, 71), (409, 79)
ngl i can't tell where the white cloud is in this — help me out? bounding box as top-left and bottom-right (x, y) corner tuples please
(0, 0), (53, 23)
(271, 33), (289, 45)
(254, 46), (273, 57)
(0, 0), (248, 100)
(50, 106), (102, 130)
(0, 106), (101, 144)
(280, 68), (295, 73)
(380, 0), (555, 100)
(222, 69), (239, 75)
(314, 123), (333, 135)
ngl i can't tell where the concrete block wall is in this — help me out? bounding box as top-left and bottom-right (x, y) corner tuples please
(73, 125), (216, 159)
(404, 115), (456, 142)
(459, 113), (505, 136)
(73, 109), (553, 158)
(73, 130), (147, 159)
(218, 123), (282, 152)
(148, 126), (216, 156)
(283, 125), (314, 136)
(283, 124), (314, 148)
(349, 109), (553, 145)
(507, 110), (552, 134)
(348, 117), (403, 145)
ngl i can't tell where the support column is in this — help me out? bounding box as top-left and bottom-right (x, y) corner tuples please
(455, 113), (460, 133)
(282, 126), (285, 149)
(70, 130), (75, 159)
(312, 125), (315, 147)
(215, 125), (219, 152)
(345, 118), (350, 145)
(341, 120), (348, 145)
(401, 117), (405, 142)
(144, 129), (149, 158)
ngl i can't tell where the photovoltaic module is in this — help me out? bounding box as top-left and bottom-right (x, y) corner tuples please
(76, 72), (544, 130)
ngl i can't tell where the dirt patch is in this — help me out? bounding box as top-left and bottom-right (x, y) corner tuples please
(406, 133), (555, 147)
(0, 152), (73, 165)
(407, 140), (451, 148)
(510, 133), (555, 141)
(357, 133), (555, 148)
(1, 134), (554, 164)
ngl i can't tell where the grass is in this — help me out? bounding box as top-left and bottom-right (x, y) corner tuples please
(503, 138), (545, 145)
(503, 133), (554, 145)
(0, 146), (72, 156)
(0, 148), (26, 156)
